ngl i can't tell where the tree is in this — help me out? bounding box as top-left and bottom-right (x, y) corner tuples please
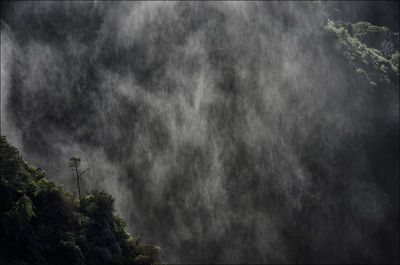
(69, 156), (88, 198)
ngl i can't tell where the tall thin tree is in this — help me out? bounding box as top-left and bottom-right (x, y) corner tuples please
(69, 156), (88, 198)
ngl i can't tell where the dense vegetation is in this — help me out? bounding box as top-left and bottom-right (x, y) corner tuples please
(0, 135), (162, 265)
(325, 19), (399, 87)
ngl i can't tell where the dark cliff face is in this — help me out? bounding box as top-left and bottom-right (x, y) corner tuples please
(1, 2), (399, 264)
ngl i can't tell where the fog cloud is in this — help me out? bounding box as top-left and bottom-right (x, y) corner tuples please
(1, 1), (398, 263)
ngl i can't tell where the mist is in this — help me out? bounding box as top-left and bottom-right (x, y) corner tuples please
(1, 1), (398, 263)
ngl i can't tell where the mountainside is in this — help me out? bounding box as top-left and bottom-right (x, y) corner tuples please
(0, 135), (162, 265)
(1, 1), (399, 264)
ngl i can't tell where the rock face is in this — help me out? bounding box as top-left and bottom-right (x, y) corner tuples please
(1, 1), (399, 263)
(0, 135), (162, 265)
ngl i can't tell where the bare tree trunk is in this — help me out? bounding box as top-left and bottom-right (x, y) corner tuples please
(75, 164), (81, 198)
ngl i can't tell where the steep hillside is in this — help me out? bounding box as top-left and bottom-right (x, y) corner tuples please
(1, 2), (398, 263)
(0, 135), (162, 265)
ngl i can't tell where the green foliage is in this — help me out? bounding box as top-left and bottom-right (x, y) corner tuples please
(351, 21), (399, 58)
(133, 255), (152, 265)
(391, 52), (399, 71)
(69, 156), (81, 168)
(0, 135), (162, 265)
(0, 136), (23, 179)
(325, 19), (399, 87)
(57, 239), (85, 265)
(15, 195), (36, 221)
(80, 191), (115, 219)
(352, 21), (387, 44)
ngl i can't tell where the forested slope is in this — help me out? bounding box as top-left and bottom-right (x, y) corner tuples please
(0, 135), (162, 265)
